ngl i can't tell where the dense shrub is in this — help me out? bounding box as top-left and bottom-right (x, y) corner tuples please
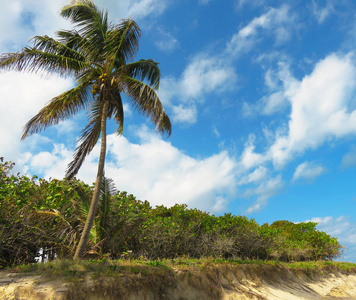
(0, 158), (342, 267)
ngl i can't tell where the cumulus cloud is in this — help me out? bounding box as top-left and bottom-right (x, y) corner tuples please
(172, 105), (198, 124)
(242, 53), (356, 169)
(181, 54), (236, 99)
(240, 135), (267, 170)
(293, 161), (325, 182)
(105, 126), (237, 209)
(22, 125), (237, 213)
(271, 53), (356, 167)
(0, 71), (72, 164)
(0, 0), (69, 52)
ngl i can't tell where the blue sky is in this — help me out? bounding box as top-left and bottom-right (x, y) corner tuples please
(1, 0), (356, 262)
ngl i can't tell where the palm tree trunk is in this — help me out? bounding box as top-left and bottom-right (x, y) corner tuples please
(73, 101), (109, 260)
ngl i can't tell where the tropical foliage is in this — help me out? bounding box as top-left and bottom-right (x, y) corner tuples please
(0, 0), (171, 259)
(0, 158), (342, 269)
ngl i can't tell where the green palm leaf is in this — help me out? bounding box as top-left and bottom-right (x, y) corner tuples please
(66, 100), (102, 179)
(22, 85), (91, 139)
(124, 76), (171, 136)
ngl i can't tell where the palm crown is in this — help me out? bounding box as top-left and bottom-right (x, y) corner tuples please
(0, 0), (171, 178)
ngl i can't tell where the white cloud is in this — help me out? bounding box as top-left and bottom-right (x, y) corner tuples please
(235, 0), (266, 9)
(157, 54), (237, 125)
(293, 161), (325, 181)
(245, 175), (283, 213)
(198, 0), (211, 5)
(239, 166), (268, 185)
(28, 144), (72, 178)
(240, 135), (267, 170)
(311, 0), (334, 24)
(242, 53), (356, 169)
(102, 0), (170, 20)
(271, 53), (356, 167)
(23, 125), (237, 213)
(0, 71), (72, 164)
(340, 147), (356, 169)
(105, 126), (237, 210)
(212, 196), (229, 212)
(0, 0), (69, 52)
(172, 105), (197, 124)
(181, 54), (236, 99)
(306, 216), (356, 261)
(155, 30), (179, 53)
(125, 0), (169, 19)
(227, 5), (293, 55)
(213, 127), (221, 138)
(0, 0), (171, 53)
(261, 62), (298, 115)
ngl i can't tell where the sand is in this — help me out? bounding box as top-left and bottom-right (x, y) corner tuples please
(1, 265), (356, 299)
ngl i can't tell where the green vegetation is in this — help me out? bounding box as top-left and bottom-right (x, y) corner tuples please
(0, 158), (343, 269)
(0, 0), (171, 260)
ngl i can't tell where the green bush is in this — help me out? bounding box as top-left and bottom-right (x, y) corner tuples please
(0, 158), (343, 267)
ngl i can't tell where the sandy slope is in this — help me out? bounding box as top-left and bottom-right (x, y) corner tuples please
(222, 273), (356, 299)
(1, 265), (356, 299)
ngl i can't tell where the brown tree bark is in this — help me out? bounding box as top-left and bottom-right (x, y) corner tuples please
(73, 101), (109, 260)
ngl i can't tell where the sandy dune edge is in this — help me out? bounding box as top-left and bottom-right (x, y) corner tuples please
(1, 264), (356, 299)
(220, 273), (356, 299)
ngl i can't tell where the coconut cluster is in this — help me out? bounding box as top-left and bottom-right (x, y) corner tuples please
(91, 73), (118, 96)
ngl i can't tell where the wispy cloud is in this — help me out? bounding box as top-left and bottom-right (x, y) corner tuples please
(293, 161), (325, 182)
(158, 54), (237, 124)
(341, 147), (356, 169)
(105, 0), (171, 20)
(227, 5), (294, 56)
(244, 175), (283, 213)
(311, 0), (334, 24)
(155, 29), (179, 53)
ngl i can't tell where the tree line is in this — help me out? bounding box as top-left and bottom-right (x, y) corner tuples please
(0, 158), (342, 269)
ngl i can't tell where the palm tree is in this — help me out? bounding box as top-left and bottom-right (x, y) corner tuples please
(0, 0), (171, 260)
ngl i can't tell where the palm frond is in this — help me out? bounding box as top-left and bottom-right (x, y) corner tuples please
(123, 77), (172, 136)
(56, 29), (89, 55)
(60, 0), (110, 60)
(121, 59), (160, 90)
(65, 100), (102, 179)
(31, 35), (86, 63)
(106, 89), (124, 135)
(109, 19), (141, 66)
(0, 47), (88, 75)
(101, 176), (116, 198)
(22, 85), (91, 139)
(98, 177), (116, 240)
